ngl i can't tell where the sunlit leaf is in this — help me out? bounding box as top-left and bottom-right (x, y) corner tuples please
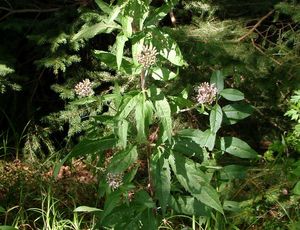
(210, 104), (223, 133)
(116, 33), (128, 69)
(220, 89), (244, 101)
(74, 206), (102, 213)
(219, 137), (259, 159)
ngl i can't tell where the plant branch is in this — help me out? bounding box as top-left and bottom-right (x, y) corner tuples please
(0, 6), (61, 21)
(237, 10), (275, 42)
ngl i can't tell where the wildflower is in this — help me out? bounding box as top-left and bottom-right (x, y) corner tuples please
(74, 79), (94, 97)
(137, 44), (158, 68)
(106, 172), (123, 190)
(196, 82), (218, 104)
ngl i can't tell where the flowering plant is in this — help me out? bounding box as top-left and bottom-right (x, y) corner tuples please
(54, 0), (259, 228)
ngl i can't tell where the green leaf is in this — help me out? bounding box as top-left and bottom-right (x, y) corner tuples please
(122, 16), (133, 37)
(108, 5), (121, 23)
(144, 0), (180, 27)
(220, 137), (259, 159)
(0, 206), (5, 213)
(223, 201), (241, 212)
(140, 209), (157, 230)
(220, 165), (247, 180)
(95, 0), (112, 14)
(151, 67), (177, 81)
(210, 70), (224, 92)
(210, 104), (223, 133)
(222, 103), (254, 125)
(202, 129), (216, 151)
(220, 89), (244, 101)
(169, 152), (223, 213)
(94, 51), (135, 74)
(293, 181), (300, 195)
(0, 226), (18, 230)
(107, 146), (138, 173)
(116, 34), (128, 70)
(117, 120), (128, 148)
(135, 93), (147, 142)
(74, 206), (102, 213)
(151, 150), (171, 216)
(171, 137), (204, 161)
(118, 94), (139, 119)
(54, 137), (116, 177)
(154, 92), (172, 142)
(177, 129), (204, 146)
(169, 195), (210, 216)
(152, 30), (187, 66)
(72, 21), (120, 41)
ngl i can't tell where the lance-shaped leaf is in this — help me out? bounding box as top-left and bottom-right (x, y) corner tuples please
(72, 21), (120, 41)
(95, 0), (112, 14)
(74, 206), (102, 213)
(210, 104), (223, 133)
(151, 150), (171, 216)
(135, 93), (147, 142)
(151, 67), (177, 81)
(169, 152), (223, 214)
(116, 34), (128, 70)
(219, 137), (259, 159)
(107, 146), (138, 173)
(154, 93), (172, 142)
(220, 88), (244, 101)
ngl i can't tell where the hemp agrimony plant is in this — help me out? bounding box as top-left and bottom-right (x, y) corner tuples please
(55, 0), (260, 228)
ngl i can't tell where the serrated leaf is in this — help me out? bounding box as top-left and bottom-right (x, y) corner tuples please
(151, 150), (171, 215)
(220, 89), (244, 101)
(210, 70), (224, 92)
(210, 104), (223, 133)
(118, 94), (139, 119)
(116, 34), (128, 70)
(222, 103), (254, 125)
(74, 206), (102, 213)
(220, 137), (258, 159)
(54, 137), (116, 178)
(107, 146), (138, 173)
(169, 152), (223, 213)
(154, 93), (172, 142)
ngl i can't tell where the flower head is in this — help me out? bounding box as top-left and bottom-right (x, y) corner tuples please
(106, 172), (123, 190)
(137, 44), (158, 68)
(196, 82), (218, 104)
(74, 79), (94, 97)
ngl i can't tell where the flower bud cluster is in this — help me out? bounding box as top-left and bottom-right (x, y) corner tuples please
(196, 82), (218, 104)
(137, 45), (158, 68)
(106, 172), (123, 190)
(74, 79), (94, 97)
